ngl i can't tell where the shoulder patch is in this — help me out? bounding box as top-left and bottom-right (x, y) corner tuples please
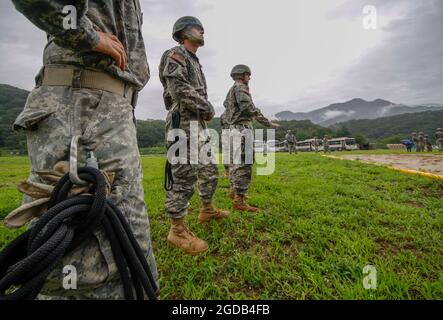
(167, 62), (179, 74)
(169, 52), (186, 66)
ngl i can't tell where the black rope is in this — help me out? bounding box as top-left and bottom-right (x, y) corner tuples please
(0, 167), (158, 300)
(164, 110), (181, 191)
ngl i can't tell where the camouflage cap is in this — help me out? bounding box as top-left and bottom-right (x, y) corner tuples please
(173, 16), (204, 42)
(230, 64), (252, 78)
(438, 128), (443, 131)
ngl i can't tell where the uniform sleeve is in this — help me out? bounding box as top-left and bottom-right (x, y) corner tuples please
(234, 86), (256, 117)
(253, 108), (272, 127)
(234, 86), (272, 126)
(163, 54), (214, 115)
(12, 0), (100, 51)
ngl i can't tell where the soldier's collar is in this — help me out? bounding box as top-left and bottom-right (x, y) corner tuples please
(180, 45), (200, 61)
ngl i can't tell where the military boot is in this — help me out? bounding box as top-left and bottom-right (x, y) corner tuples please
(167, 218), (208, 255)
(233, 194), (260, 213)
(198, 202), (230, 223)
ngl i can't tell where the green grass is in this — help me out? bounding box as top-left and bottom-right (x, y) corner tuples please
(0, 153), (442, 299)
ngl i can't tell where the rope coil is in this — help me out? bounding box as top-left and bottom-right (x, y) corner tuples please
(0, 167), (158, 300)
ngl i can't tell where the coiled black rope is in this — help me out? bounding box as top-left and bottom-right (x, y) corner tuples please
(0, 167), (158, 300)
(164, 110), (181, 191)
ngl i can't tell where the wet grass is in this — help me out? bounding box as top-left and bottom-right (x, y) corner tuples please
(0, 153), (442, 299)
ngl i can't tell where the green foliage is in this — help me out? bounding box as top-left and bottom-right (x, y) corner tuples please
(1, 153), (442, 299)
(375, 135), (410, 149)
(335, 110), (443, 142)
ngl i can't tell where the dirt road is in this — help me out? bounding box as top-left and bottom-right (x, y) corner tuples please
(337, 154), (443, 175)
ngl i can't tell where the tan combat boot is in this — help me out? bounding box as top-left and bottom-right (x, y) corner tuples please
(230, 188), (235, 200)
(233, 194), (260, 213)
(198, 202), (230, 223)
(167, 218), (208, 255)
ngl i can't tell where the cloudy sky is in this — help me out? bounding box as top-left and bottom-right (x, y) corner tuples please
(0, 0), (442, 120)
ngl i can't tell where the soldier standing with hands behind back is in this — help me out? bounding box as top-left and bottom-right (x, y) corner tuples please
(285, 130), (297, 154)
(160, 16), (230, 256)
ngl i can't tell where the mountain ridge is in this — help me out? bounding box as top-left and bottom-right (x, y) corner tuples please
(275, 98), (443, 126)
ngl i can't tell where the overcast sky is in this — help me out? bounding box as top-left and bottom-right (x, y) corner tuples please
(0, 0), (442, 120)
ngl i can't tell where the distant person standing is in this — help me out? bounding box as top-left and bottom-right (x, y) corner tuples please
(417, 132), (425, 152)
(401, 139), (413, 152)
(285, 130), (297, 154)
(312, 137), (319, 152)
(435, 128), (443, 151)
(323, 136), (331, 153)
(424, 135), (433, 152)
(411, 132), (419, 152)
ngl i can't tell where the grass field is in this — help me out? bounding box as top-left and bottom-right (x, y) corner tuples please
(0, 152), (442, 299)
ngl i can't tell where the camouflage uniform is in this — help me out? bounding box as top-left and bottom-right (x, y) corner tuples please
(224, 83), (272, 196)
(323, 137), (330, 153)
(159, 45), (217, 219)
(424, 135), (433, 152)
(285, 131), (297, 154)
(435, 129), (443, 151)
(12, 0), (158, 299)
(411, 133), (419, 152)
(417, 132), (425, 152)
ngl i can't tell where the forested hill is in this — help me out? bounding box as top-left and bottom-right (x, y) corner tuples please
(0, 84), (333, 151)
(332, 110), (443, 140)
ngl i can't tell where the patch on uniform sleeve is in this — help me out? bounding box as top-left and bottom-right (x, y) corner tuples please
(169, 52), (186, 66)
(167, 62), (179, 74)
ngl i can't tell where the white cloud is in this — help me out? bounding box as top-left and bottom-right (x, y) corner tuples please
(0, 0), (442, 120)
(322, 109), (356, 121)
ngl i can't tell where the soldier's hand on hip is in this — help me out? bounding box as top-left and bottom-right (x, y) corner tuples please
(93, 32), (128, 70)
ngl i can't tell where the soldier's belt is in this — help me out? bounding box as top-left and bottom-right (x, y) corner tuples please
(41, 65), (138, 106)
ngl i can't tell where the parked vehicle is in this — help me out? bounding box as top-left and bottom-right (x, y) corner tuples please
(328, 137), (358, 151)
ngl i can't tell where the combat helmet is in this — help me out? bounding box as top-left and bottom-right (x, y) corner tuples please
(173, 16), (204, 42)
(230, 64), (252, 78)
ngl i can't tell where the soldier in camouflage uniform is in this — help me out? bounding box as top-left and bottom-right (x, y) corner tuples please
(417, 132), (425, 152)
(323, 135), (330, 153)
(224, 64), (279, 212)
(411, 132), (419, 152)
(285, 130), (297, 154)
(159, 16), (230, 256)
(424, 134), (433, 152)
(11, 0), (158, 299)
(435, 128), (443, 151)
